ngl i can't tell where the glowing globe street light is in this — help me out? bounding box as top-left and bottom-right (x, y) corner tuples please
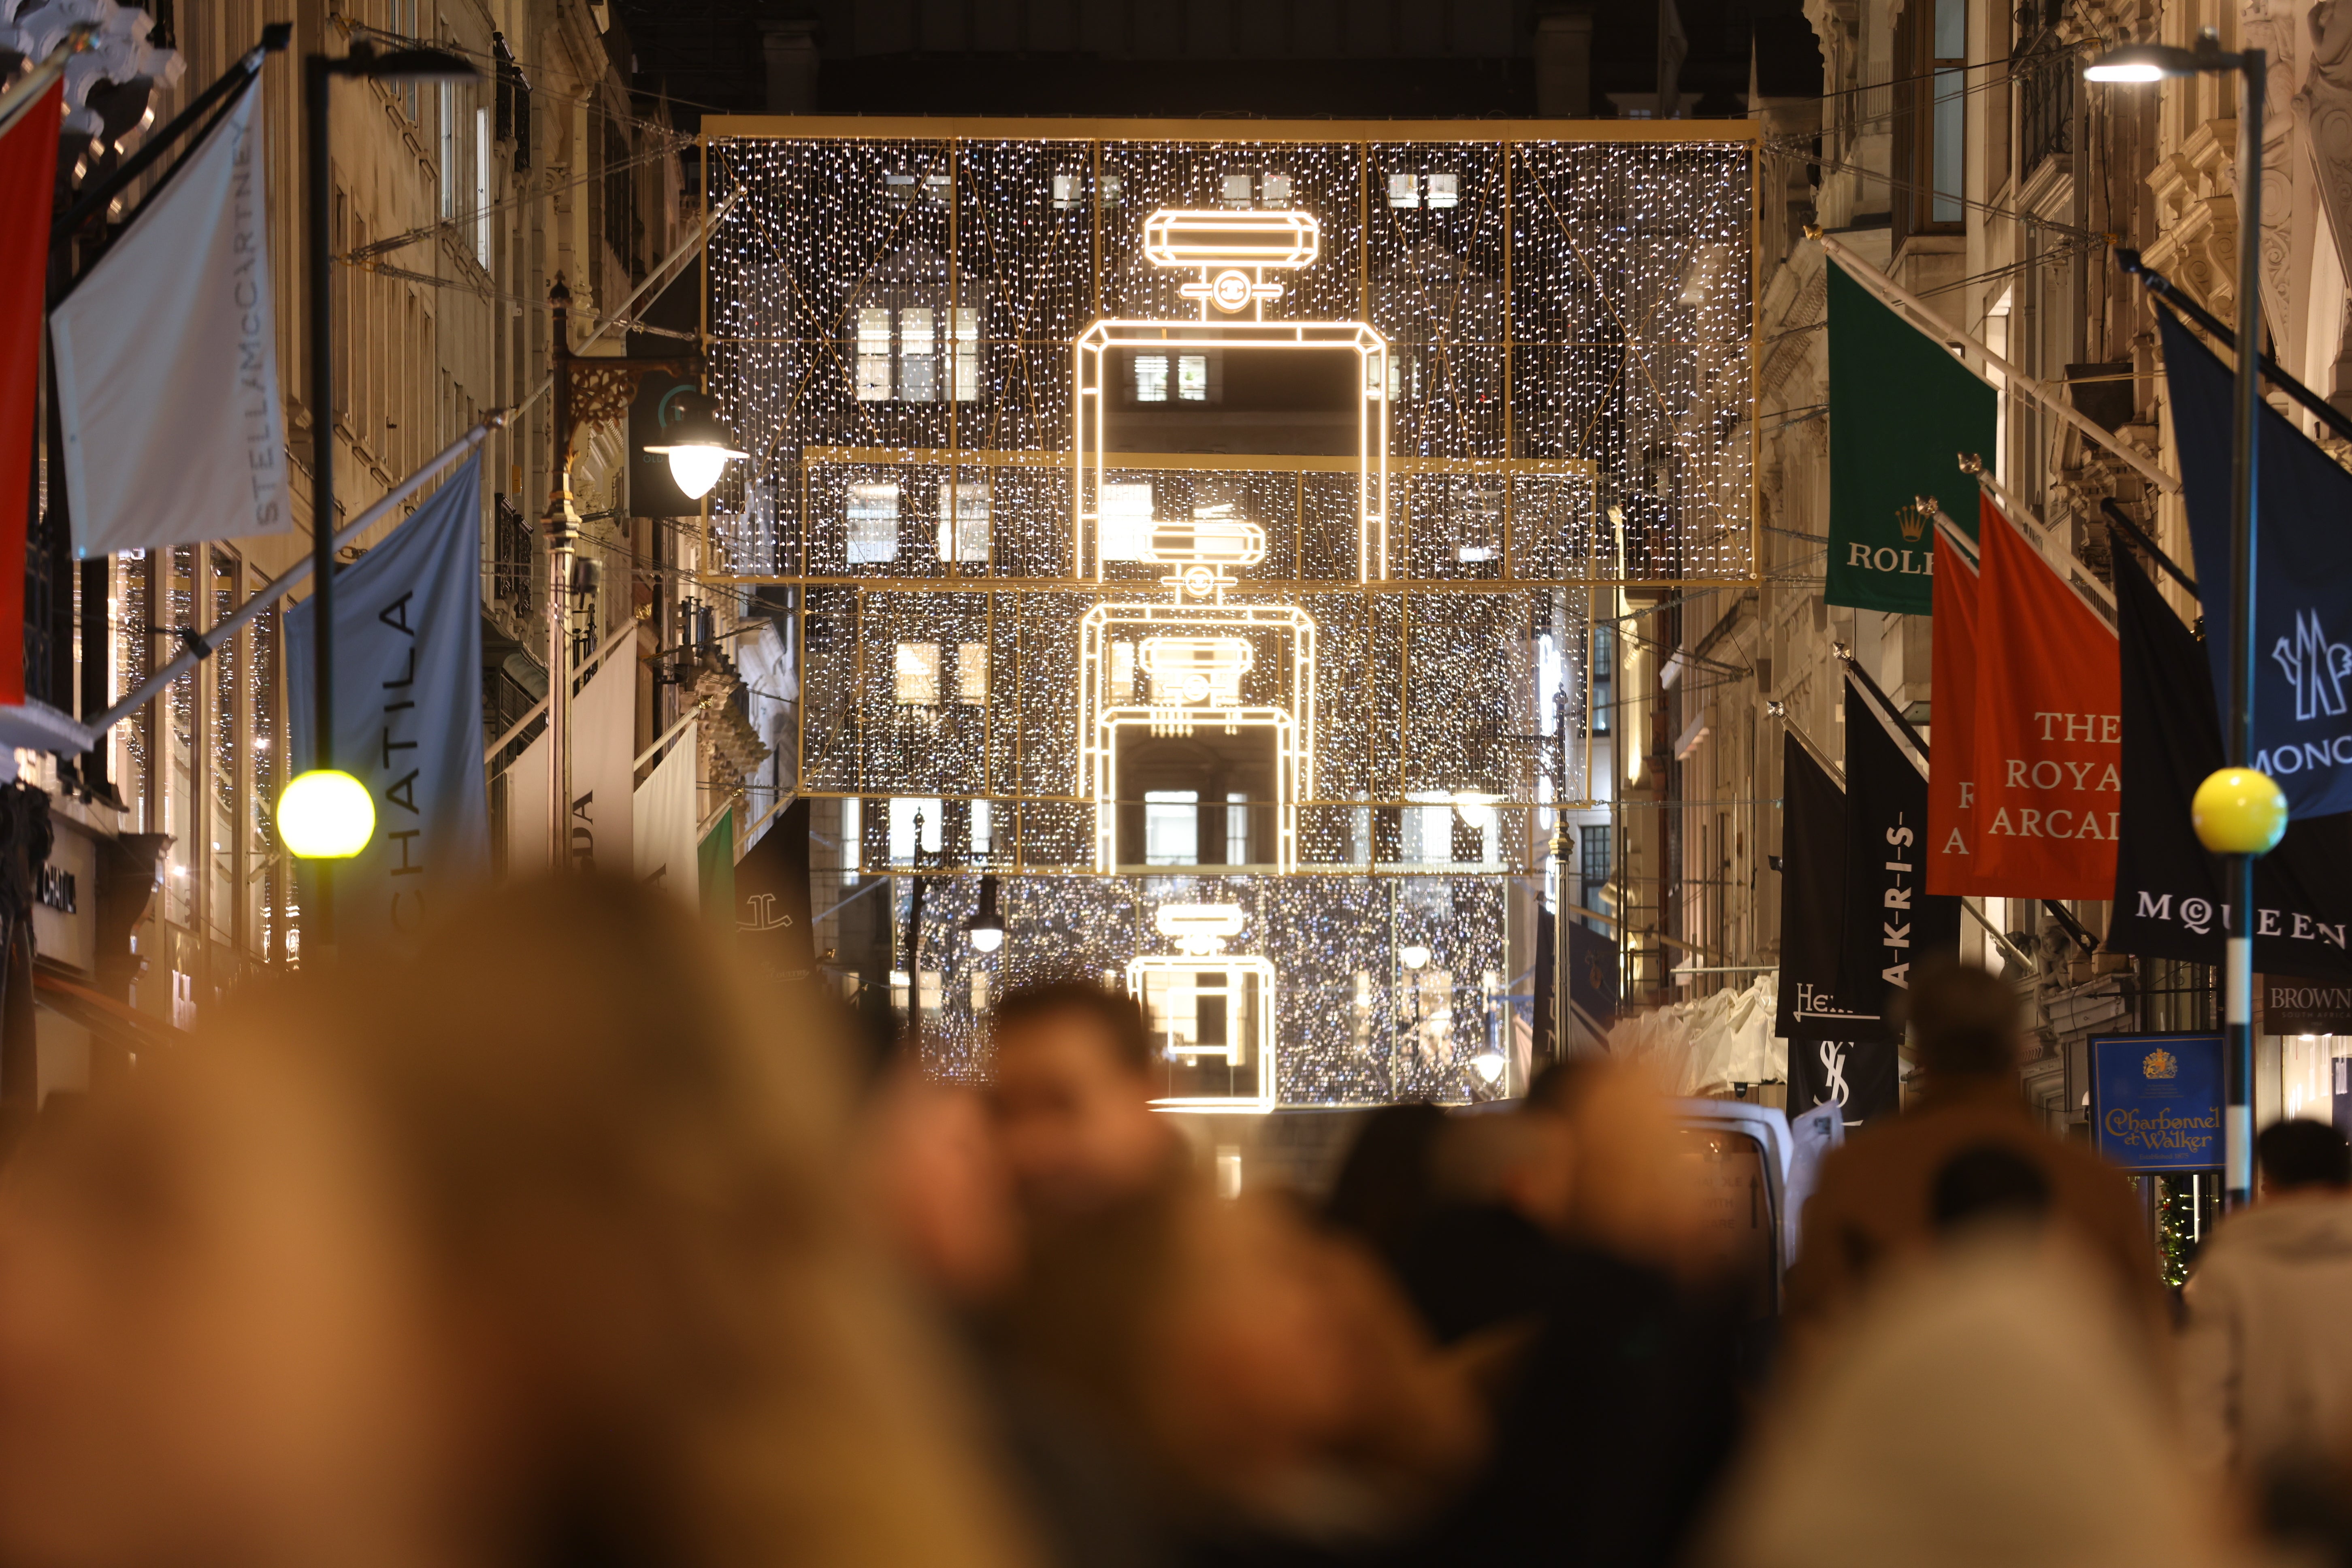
(643, 390), (747, 502)
(965, 874), (1006, 953)
(277, 769), (376, 859)
(2088, 25), (2276, 1207)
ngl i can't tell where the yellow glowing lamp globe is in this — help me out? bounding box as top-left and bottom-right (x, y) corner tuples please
(278, 770), (377, 859)
(2191, 767), (2288, 855)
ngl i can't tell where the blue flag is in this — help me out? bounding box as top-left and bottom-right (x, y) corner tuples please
(287, 454), (491, 950)
(2159, 311), (2352, 816)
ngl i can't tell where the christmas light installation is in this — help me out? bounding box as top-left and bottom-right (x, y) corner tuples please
(699, 120), (1758, 1106)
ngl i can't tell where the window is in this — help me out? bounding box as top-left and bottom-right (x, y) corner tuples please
(856, 307), (981, 403)
(950, 307), (980, 402)
(1100, 481), (1155, 561)
(1145, 791), (1199, 865)
(1387, 172), (1420, 209)
(1579, 825), (1613, 916)
(1132, 353), (1208, 403)
(936, 481), (989, 564)
(1261, 172), (1293, 207)
(1895, 0), (1967, 235)
(1226, 791), (1248, 864)
(1110, 641), (1137, 702)
(894, 643), (941, 707)
(956, 642), (987, 705)
(888, 797), (944, 862)
(1402, 790), (1455, 865)
(474, 107), (492, 266)
(971, 799), (992, 853)
(855, 309), (893, 401)
(899, 307), (935, 403)
(1589, 625), (1614, 734)
(847, 484), (899, 563)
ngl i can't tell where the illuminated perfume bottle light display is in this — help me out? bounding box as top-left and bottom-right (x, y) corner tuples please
(701, 125), (1758, 1107)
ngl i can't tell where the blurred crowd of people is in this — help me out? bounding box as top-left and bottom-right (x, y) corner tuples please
(5, 878), (2352, 1566)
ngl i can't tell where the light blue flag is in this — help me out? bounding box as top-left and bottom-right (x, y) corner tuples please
(287, 454), (490, 951)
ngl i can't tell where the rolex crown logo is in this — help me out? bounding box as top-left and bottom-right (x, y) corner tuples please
(2143, 1048), (2179, 1080)
(1896, 500), (1930, 543)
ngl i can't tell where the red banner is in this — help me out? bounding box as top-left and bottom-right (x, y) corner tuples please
(1926, 524), (1991, 895)
(0, 83), (62, 708)
(1973, 496), (2121, 899)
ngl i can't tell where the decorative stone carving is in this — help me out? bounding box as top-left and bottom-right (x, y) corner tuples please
(2298, 0), (2352, 403)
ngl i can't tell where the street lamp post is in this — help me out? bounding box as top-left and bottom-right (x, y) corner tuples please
(2087, 32), (2288, 1208)
(541, 284), (737, 871)
(287, 42), (476, 952)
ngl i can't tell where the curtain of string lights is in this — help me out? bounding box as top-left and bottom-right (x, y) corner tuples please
(704, 126), (1755, 1101)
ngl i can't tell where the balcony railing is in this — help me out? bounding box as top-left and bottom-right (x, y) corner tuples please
(492, 492), (532, 618)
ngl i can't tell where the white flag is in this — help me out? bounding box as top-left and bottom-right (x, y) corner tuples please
(50, 78), (290, 555)
(568, 641), (635, 875)
(632, 722), (697, 906)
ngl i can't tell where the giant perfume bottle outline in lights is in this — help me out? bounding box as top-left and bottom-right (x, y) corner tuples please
(1074, 208), (1389, 1114)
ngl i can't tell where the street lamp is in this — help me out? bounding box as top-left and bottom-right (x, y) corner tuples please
(642, 389), (746, 502)
(542, 285), (717, 871)
(289, 41), (476, 954)
(2086, 27), (2279, 1207)
(965, 873), (1006, 953)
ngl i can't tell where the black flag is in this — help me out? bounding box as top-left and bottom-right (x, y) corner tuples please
(1532, 903), (1555, 1063)
(2105, 550), (2352, 977)
(1840, 677), (1961, 1020)
(1775, 730), (1879, 1040)
(734, 799), (816, 981)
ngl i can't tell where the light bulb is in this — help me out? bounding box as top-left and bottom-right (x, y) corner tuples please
(969, 924), (1005, 953)
(2084, 60), (2167, 81)
(667, 445), (730, 501)
(1399, 944), (1431, 971)
(277, 770), (376, 859)
(1471, 1049), (1506, 1084)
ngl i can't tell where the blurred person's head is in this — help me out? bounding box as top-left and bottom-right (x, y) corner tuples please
(987, 980), (1176, 1215)
(1898, 960), (2024, 1084)
(1007, 1186), (1473, 1536)
(1427, 1113), (1577, 1238)
(2258, 1118), (2352, 1197)
(0, 878), (1031, 1568)
(1323, 1102), (1446, 1258)
(1523, 1057), (1604, 1118)
(1537, 1058), (1711, 1276)
(861, 1063), (1023, 1307)
(1930, 1144), (2053, 1233)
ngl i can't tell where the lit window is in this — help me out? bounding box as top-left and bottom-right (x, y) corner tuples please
(1226, 791), (1248, 864)
(1402, 790), (1455, 865)
(1261, 172), (1293, 208)
(899, 307), (936, 402)
(1134, 354), (1170, 402)
(936, 481), (989, 563)
(1177, 354), (1208, 402)
(847, 483), (899, 563)
(1145, 790), (1199, 865)
(1221, 171), (1254, 207)
(971, 799), (992, 852)
(894, 642), (941, 707)
(855, 309), (892, 401)
(888, 797), (943, 861)
(1110, 641), (1136, 702)
(956, 642), (987, 705)
(1589, 624), (1614, 734)
(1387, 172), (1420, 209)
(1100, 481), (1155, 561)
(473, 107), (492, 266)
(949, 307), (980, 403)
(1052, 172), (1083, 211)
(1426, 172), (1459, 209)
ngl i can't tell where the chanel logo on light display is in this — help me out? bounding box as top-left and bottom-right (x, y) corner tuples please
(701, 119), (1758, 1108)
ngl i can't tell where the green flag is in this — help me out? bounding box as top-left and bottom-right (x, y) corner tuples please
(699, 811), (735, 947)
(1826, 261), (1995, 615)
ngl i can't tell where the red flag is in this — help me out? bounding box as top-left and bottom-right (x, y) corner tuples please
(0, 83), (62, 708)
(1926, 522), (1992, 895)
(1974, 494), (2121, 899)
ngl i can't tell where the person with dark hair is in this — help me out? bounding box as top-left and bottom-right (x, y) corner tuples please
(2181, 1117), (2352, 1475)
(1782, 959), (2165, 1368)
(1321, 1102), (1447, 1266)
(987, 979), (1185, 1219)
(1930, 1144), (2054, 1232)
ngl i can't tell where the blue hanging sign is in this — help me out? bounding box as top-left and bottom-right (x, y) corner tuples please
(2089, 1032), (2225, 1172)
